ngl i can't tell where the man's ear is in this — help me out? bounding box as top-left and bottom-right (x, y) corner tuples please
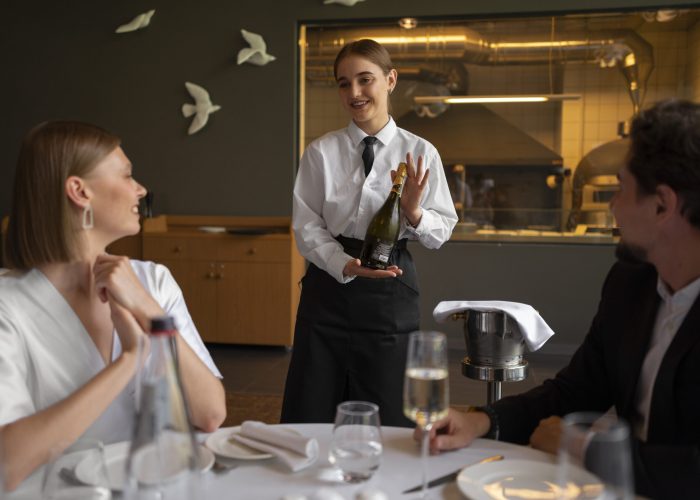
(65, 176), (91, 209)
(655, 184), (678, 218)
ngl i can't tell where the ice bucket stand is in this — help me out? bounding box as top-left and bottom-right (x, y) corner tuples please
(452, 310), (529, 405)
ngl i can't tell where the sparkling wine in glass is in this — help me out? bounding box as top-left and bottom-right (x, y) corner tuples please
(403, 331), (449, 498)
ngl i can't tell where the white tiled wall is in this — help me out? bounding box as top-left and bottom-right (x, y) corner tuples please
(560, 27), (692, 172)
(690, 21), (700, 102)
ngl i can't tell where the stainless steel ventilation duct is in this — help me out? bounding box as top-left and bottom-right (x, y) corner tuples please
(305, 26), (654, 113)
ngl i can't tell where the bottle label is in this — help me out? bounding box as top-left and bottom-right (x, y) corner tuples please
(370, 242), (393, 263)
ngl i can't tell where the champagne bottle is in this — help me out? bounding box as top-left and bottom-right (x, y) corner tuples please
(360, 162), (408, 270)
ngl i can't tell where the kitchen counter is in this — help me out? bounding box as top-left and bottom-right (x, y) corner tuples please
(450, 223), (617, 245)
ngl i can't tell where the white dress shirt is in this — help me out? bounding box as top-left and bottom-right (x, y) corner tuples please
(293, 117), (458, 283)
(633, 275), (700, 441)
(0, 260), (221, 444)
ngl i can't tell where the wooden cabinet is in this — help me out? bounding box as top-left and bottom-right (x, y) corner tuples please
(142, 215), (304, 347)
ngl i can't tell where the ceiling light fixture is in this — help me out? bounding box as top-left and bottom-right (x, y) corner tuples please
(398, 17), (418, 29)
(414, 94), (581, 104)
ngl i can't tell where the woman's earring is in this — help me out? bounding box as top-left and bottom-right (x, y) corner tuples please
(82, 205), (94, 230)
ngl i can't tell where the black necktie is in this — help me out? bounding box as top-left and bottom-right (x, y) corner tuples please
(362, 136), (378, 176)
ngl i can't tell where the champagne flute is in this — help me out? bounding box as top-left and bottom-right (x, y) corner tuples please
(403, 331), (449, 499)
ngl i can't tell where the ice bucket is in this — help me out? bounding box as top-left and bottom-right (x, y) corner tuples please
(463, 309), (526, 367)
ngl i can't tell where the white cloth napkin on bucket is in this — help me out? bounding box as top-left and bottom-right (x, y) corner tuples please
(433, 300), (555, 351)
(230, 421), (319, 472)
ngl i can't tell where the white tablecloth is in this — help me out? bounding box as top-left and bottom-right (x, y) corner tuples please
(201, 423), (552, 499)
(7, 423), (553, 499)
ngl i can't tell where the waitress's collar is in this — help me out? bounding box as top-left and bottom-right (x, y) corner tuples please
(347, 116), (397, 147)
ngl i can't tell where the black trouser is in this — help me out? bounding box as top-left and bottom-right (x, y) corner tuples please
(281, 236), (419, 427)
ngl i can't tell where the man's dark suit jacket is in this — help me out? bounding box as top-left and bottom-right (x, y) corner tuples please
(492, 261), (700, 499)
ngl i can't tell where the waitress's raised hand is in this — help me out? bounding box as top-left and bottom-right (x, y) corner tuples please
(343, 258), (403, 279)
(392, 152), (429, 228)
(93, 254), (164, 331)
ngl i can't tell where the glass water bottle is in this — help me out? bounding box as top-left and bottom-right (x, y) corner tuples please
(123, 316), (200, 500)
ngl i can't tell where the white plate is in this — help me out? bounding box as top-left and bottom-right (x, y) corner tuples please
(74, 440), (214, 491)
(457, 459), (605, 500)
(204, 426), (300, 460)
(198, 226), (227, 233)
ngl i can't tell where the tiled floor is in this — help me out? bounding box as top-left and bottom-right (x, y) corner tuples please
(209, 344), (571, 408)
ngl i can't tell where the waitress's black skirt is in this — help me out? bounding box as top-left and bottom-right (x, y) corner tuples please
(280, 236), (419, 427)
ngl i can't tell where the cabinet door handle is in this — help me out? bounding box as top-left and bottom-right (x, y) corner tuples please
(207, 272), (216, 279)
(216, 273), (224, 279)
(247, 248), (257, 255)
(173, 246), (182, 254)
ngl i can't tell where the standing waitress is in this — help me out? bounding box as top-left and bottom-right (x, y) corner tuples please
(281, 39), (457, 427)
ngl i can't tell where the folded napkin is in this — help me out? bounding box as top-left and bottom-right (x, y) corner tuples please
(433, 300), (555, 351)
(230, 421), (319, 472)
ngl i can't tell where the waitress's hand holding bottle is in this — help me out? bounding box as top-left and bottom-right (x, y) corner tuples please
(343, 259), (403, 279)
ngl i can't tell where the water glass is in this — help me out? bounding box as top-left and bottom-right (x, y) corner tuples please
(557, 412), (634, 500)
(42, 439), (112, 500)
(328, 401), (383, 483)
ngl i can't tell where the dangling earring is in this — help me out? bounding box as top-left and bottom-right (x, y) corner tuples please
(82, 205), (94, 230)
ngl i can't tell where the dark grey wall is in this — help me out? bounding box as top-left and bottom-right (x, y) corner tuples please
(410, 242), (618, 354)
(2, 0), (698, 217)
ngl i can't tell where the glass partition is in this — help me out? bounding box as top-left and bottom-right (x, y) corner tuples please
(299, 8), (700, 244)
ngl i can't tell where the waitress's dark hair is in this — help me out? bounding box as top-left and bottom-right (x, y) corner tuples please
(5, 121), (120, 269)
(333, 39), (394, 79)
(628, 99), (700, 229)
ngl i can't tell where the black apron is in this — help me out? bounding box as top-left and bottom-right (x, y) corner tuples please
(281, 236), (419, 427)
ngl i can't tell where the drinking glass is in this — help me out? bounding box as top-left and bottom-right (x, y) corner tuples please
(403, 331), (449, 499)
(328, 401), (383, 483)
(42, 439), (112, 500)
(557, 412), (634, 500)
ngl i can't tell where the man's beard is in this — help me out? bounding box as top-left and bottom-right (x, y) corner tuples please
(615, 241), (648, 263)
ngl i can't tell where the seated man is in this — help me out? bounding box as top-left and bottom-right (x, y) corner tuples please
(425, 99), (700, 499)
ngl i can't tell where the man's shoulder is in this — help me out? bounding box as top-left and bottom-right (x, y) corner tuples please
(604, 260), (657, 292)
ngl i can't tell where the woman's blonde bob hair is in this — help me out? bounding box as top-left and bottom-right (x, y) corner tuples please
(5, 121), (121, 270)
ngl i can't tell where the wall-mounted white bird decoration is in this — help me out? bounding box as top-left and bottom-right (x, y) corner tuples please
(237, 29), (276, 66)
(115, 9), (155, 34)
(323, 0), (366, 6)
(182, 82), (221, 135)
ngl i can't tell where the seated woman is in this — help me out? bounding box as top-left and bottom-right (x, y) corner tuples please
(0, 121), (226, 490)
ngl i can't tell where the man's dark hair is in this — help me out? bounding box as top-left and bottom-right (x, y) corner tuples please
(628, 99), (700, 229)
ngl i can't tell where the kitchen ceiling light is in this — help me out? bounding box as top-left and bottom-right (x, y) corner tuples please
(398, 17), (418, 29)
(414, 94), (581, 104)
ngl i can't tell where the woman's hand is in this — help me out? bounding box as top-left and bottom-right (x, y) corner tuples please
(93, 254), (164, 330)
(343, 258), (403, 279)
(108, 295), (148, 357)
(392, 152), (430, 227)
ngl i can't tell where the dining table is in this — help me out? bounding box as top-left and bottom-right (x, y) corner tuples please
(7, 423), (555, 499)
